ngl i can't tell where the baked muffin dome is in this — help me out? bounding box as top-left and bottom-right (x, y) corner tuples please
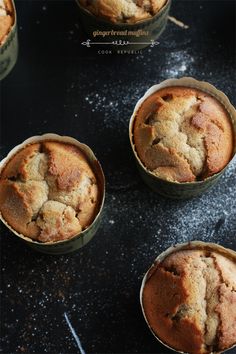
(142, 246), (236, 354)
(0, 0), (14, 45)
(133, 87), (234, 183)
(79, 0), (167, 23)
(0, 141), (100, 242)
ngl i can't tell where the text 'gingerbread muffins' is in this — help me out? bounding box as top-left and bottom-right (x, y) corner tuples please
(133, 86), (234, 183)
(142, 244), (236, 354)
(79, 0), (167, 23)
(0, 141), (100, 243)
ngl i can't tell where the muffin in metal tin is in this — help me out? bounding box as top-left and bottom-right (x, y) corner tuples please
(0, 134), (105, 254)
(133, 86), (234, 183)
(76, 0), (171, 50)
(129, 78), (236, 199)
(140, 242), (236, 354)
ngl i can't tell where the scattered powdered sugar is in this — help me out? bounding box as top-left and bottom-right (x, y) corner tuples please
(78, 50), (236, 266)
(1, 2), (236, 354)
(81, 49), (196, 132)
(100, 154), (236, 276)
(83, 81), (145, 130)
(163, 50), (195, 77)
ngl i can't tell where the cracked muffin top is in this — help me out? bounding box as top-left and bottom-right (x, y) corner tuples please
(79, 0), (167, 23)
(0, 0), (14, 45)
(133, 86), (234, 183)
(142, 246), (236, 354)
(0, 141), (100, 243)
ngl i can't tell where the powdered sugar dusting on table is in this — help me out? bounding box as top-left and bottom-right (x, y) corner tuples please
(75, 50), (236, 268)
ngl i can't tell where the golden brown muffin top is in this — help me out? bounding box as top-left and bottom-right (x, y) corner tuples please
(133, 86), (234, 183)
(0, 0), (14, 45)
(142, 247), (236, 354)
(79, 0), (167, 23)
(0, 141), (100, 243)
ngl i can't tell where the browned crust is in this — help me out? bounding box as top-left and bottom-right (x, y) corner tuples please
(1, 143), (41, 180)
(142, 248), (236, 354)
(0, 0), (14, 45)
(133, 86), (234, 183)
(0, 141), (101, 242)
(0, 179), (42, 238)
(3, 0), (14, 13)
(79, 0), (167, 24)
(43, 141), (90, 191)
(215, 285), (236, 351)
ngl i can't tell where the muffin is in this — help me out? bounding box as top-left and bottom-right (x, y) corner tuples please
(141, 242), (236, 354)
(133, 86), (234, 183)
(76, 0), (171, 51)
(78, 0), (167, 24)
(0, 140), (101, 243)
(0, 0), (14, 45)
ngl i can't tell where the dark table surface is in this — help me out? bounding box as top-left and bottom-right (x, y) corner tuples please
(1, 0), (236, 353)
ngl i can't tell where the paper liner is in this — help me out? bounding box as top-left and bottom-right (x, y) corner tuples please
(140, 241), (236, 354)
(0, 0), (18, 80)
(75, 0), (171, 51)
(0, 134), (105, 255)
(129, 77), (236, 199)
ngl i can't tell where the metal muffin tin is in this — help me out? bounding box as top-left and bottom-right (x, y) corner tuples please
(140, 241), (236, 354)
(75, 0), (171, 51)
(129, 77), (236, 199)
(0, 134), (105, 255)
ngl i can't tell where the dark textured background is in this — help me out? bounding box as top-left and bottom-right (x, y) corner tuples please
(0, 0), (236, 353)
